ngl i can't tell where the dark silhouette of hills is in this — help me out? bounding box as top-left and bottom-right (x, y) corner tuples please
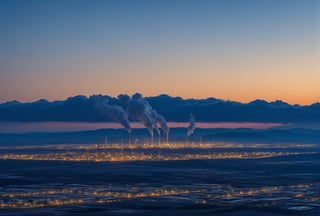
(1, 127), (320, 145)
(0, 94), (319, 123)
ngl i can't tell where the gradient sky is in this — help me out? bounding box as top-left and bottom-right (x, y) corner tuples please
(0, 0), (319, 105)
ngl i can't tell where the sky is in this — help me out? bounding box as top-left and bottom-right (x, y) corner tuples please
(0, 0), (319, 105)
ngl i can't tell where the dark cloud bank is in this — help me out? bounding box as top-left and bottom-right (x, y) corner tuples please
(0, 94), (319, 123)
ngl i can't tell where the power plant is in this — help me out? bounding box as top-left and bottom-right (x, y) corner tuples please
(95, 93), (173, 145)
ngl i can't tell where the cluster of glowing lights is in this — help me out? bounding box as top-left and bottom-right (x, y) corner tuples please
(1, 183), (319, 209)
(0, 142), (316, 150)
(1, 143), (319, 211)
(0, 142), (318, 162)
(0, 151), (317, 162)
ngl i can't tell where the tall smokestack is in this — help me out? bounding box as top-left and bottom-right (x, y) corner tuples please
(151, 110), (169, 144)
(106, 93), (170, 145)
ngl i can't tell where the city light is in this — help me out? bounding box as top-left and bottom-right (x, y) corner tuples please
(0, 142), (317, 162)
(1, 183), (318, 209)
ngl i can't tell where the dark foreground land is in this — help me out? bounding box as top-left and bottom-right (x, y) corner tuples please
(1, 153), (320, 215)
(0, 128), (320, 215)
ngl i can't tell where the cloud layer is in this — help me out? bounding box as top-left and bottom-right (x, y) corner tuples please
(0, 94), (319, 123)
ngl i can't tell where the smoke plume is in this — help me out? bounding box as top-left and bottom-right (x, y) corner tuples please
(187, 113), (196, 137)
(151, 110), (169, 143)
(94, 97), (131, 133)
(127, 93), (157, 141)
(126, 93), (169, 143)
(95, 93), (169, 144)
(117, 94), (130, 110)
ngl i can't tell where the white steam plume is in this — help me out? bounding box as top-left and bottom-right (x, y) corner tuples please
(127, 93), (157, 143)
(187, 113), (196, 137)
(151, 110), (169, 143)
(95, 98), (131, 133)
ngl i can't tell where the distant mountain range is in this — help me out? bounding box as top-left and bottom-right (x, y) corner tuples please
(1, 128), (320, 145)
(0, 94), (319, 123)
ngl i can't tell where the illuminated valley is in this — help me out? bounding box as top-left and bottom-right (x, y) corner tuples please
(1, 183), (319, 210)
(1, 140), (320, 215)
(0, 142), (318, 162)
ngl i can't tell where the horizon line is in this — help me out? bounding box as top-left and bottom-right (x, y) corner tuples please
(1, 93), (319, 106)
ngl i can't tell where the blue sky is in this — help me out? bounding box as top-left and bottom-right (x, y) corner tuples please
(0, 0), (319, 104)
